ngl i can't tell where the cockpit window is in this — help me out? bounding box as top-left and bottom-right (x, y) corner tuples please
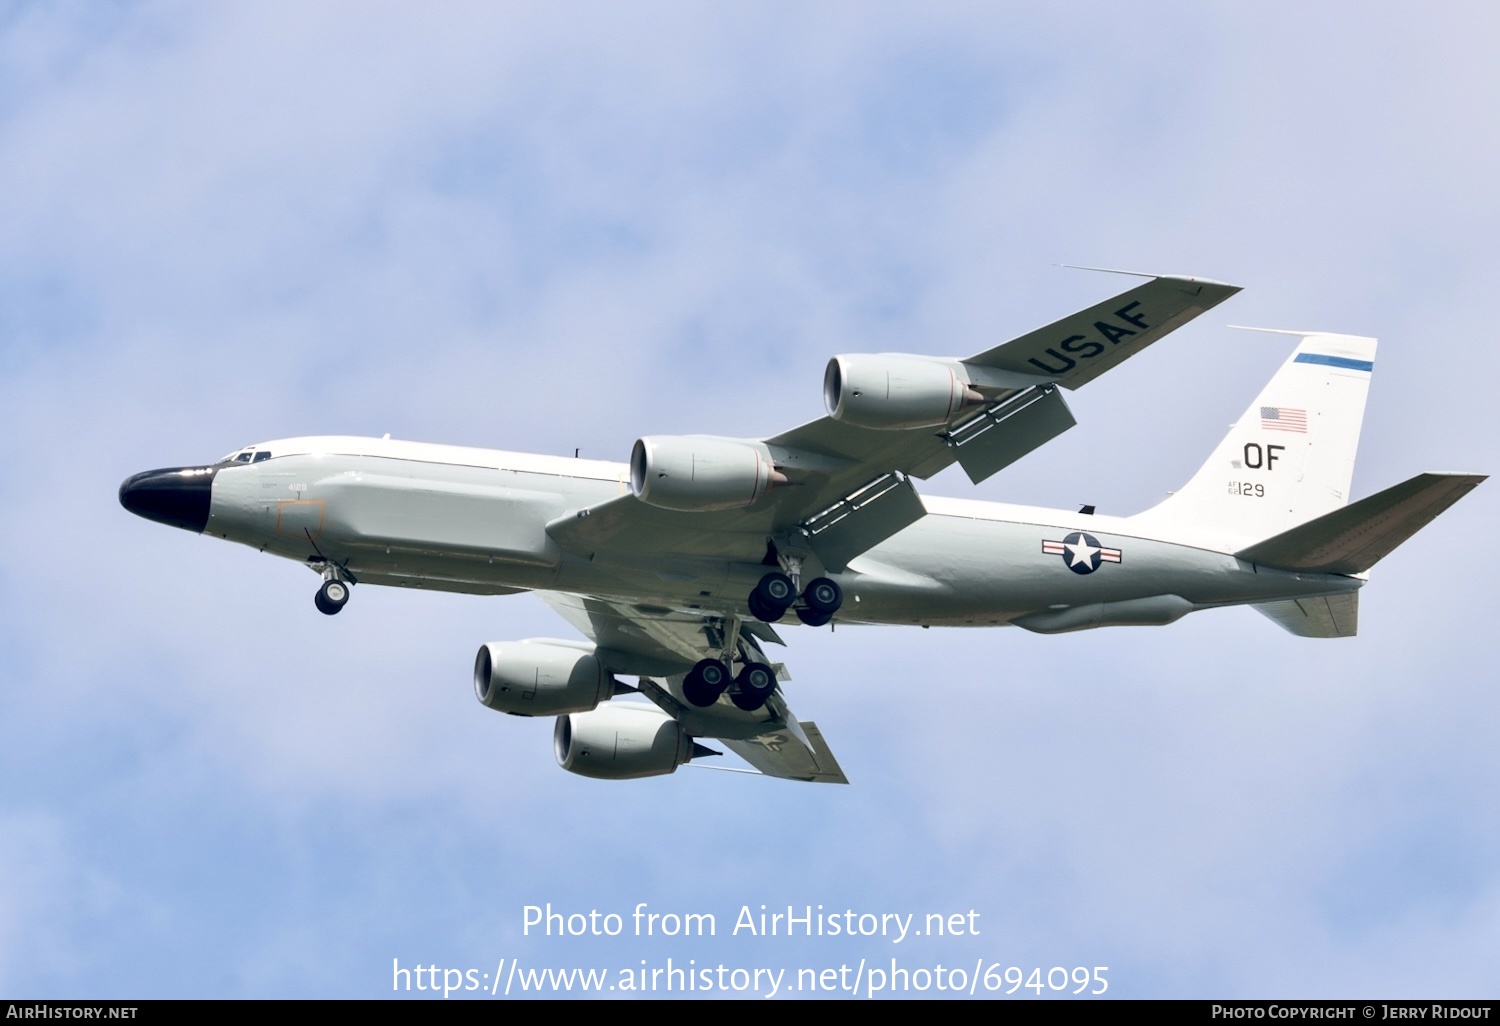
(252, 451), (271, 463)
(233, 452), (253, 463)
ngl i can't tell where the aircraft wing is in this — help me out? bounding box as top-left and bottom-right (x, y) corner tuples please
(537, 591), (783, 674)
(536, 591), (848, 783)
(548, 274), (1240, 572)
(720, 720), (849, 784)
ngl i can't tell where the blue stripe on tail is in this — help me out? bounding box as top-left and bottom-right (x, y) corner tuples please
(1295, 353), (1373, 372)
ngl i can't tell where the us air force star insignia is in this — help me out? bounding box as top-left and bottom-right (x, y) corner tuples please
(748, 734), (789, 752)
(1041, 531), (1123, 575)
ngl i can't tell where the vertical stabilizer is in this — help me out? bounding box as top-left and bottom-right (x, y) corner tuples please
(1137, 331), (1376, 547)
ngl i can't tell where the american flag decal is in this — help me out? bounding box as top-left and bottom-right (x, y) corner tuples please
(1260, 406), (1307, 433)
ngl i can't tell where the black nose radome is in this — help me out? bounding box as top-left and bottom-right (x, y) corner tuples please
(118, 465), (220, 533)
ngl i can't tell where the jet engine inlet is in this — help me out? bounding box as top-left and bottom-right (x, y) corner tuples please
(553, 703), (706, 780)
(629, 436), (785, 512)
(823, 354), (983, 429)
(473, 640), (614, 716)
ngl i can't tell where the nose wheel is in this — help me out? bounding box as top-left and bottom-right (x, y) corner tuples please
(305, 533), (355, 616)
(314, 578), (350, 616)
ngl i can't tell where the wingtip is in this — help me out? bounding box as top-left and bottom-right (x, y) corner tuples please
(1058, 264), (1240, 291)
(1056, 263), (1156, 279)
(1157, 274), (1240, 291)
(1420, 471), (1489, 484)
(1228, 325), (1378, 343)
(1228, 325), (1321, 337)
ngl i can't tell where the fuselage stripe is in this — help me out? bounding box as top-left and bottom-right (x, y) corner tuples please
(1294, 353), (1373, 372)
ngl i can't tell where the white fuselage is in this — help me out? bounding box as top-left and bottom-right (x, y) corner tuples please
(203, 435), (1358, 631)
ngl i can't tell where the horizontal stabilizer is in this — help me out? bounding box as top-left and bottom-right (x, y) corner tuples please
(1254, 593), (1359, 638)
(1236, 472), (1486, 574)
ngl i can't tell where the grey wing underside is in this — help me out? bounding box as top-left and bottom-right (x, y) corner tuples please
(536, 591), (849, 784)
(537, 591), (784, 675)
(720, 722), (848, 784)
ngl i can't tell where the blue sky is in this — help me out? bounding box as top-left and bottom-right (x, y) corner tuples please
(1, 1), (1497, 999)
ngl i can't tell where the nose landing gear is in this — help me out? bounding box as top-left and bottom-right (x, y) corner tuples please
(314, 578), (350, 615)
(305, 530), (354, 616)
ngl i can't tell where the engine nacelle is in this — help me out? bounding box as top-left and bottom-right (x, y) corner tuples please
(554, 703), (698, 780)
(473, 640), (614, 717)
(630, 435), (783, 512)
(823, 354), (983, 429)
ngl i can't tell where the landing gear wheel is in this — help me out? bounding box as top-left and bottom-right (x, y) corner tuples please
(747, 590), (786, 623)
(730, 662), (777, 711)
(801, 577), (843, 615)
(315, 579), (349, 616)
(753, 572), (796, 607)
(795, 607), (832, 627)
(748, 572), (796, 622)
(682, 658), (731, 707)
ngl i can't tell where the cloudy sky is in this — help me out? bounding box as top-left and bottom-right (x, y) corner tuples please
(1, 0), (1496, 999)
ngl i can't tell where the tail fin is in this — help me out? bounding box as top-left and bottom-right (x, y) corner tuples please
(1138, 330), (1376, 546)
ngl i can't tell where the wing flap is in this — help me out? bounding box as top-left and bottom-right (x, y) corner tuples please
(947, 383), (1076, 484)
(1236, 472), (1486, 574)
(800, 471), (927, 572)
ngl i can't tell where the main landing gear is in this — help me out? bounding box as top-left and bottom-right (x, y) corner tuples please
(746, 570), (843, 627)
(682, 657), (730, 707)
(682, 657), (780, 712)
